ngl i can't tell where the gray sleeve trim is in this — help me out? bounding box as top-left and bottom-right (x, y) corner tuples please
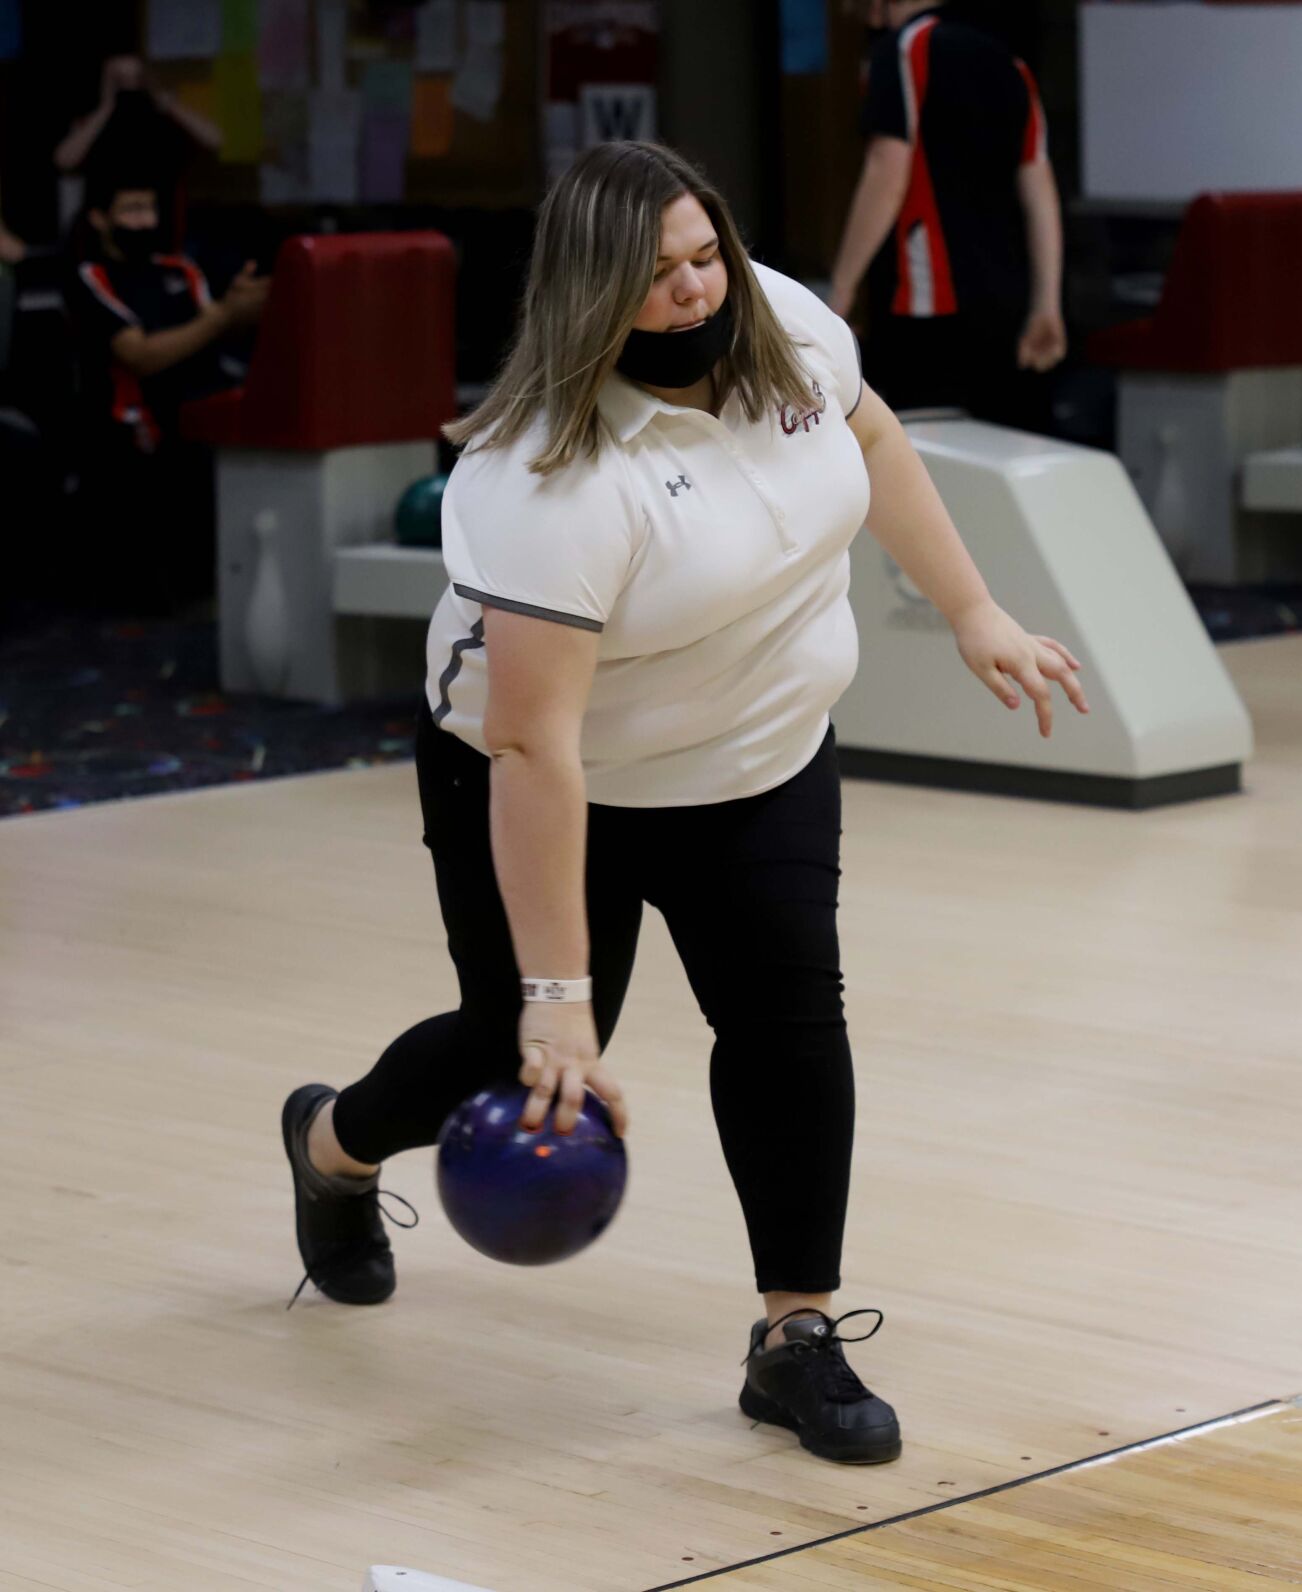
(453, 584), (604, 633)
(845, 329), (865, 418)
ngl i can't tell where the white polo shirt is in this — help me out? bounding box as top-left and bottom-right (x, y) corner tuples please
(424, 261), (870, 807)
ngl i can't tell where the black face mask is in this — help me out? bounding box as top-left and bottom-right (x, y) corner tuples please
(615, 298), (735, 389)
(110, 224), (159, 265)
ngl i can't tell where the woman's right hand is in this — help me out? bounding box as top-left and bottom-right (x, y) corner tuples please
(518, 1000), (628, 1139)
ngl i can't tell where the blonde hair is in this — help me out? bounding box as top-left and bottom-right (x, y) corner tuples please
(443, 141), (818, 476)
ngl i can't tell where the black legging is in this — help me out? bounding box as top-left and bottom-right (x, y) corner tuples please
(332, 702), (856, 1294)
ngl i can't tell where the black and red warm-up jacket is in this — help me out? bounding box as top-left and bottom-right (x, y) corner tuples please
(860, 6), (1048, 321)
(74, 251), (226, 449)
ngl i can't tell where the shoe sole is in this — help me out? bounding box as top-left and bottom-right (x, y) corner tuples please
(282, 1083), (394, 1306)
(739, 1380), (902, 1464)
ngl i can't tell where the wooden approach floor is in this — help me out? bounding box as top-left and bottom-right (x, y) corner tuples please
(1, 637), (1299, 1592)
(703, 1401), (1301, 1590)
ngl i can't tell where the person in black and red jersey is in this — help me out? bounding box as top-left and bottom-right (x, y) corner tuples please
(829, 0), (1065, 431)
(71, 167), (267, 611)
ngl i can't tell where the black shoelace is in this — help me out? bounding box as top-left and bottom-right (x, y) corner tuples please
(744, 1306), (885, 1403)
(286, 1189), (420, 1310)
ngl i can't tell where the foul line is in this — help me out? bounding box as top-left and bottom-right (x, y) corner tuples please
(641, 1397), (1289, 1591)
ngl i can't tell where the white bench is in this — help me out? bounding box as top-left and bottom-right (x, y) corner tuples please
(1242, 446), (1302, 513)
(333, 543), (448, 619)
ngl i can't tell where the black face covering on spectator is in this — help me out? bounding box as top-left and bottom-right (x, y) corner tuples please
(616, 298), (734, 389)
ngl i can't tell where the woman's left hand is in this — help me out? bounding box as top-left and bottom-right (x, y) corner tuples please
(951, 598), (1089, 739)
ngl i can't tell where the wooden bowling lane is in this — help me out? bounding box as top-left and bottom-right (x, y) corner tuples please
(666, 1400), (1302, 1590)
(0, 638), (1298, 1590)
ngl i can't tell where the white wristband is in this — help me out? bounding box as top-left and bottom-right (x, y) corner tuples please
(521, 977), (593, 1004)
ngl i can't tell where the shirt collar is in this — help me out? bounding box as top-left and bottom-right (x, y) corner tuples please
(596, 371), (684, 444)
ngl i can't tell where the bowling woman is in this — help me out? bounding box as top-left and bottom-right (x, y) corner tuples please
(282, 140), (1088, 1464)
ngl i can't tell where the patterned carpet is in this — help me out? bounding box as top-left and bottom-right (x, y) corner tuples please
(1, 609), (420, 817)
(2, 587), (1299, 818)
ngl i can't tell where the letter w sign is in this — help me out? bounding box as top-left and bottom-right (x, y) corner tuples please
(580, 84), (657, 145)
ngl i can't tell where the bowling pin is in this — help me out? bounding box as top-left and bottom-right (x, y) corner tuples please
(246, 508), (292, 694)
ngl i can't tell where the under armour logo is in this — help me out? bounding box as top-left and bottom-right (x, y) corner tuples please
(665, 474), (692, 498)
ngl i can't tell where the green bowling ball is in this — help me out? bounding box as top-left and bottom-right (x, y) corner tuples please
(395, 473), (448, 548)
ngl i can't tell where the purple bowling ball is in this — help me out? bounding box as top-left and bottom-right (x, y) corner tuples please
(435, 1083), (628, 1265)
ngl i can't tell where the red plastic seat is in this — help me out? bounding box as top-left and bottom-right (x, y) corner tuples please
(1089, 193), (1302, 374)
(182, 231), (456, 449)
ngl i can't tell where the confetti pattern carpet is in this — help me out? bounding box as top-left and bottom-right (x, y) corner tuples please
(1, 610), (421, 817)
